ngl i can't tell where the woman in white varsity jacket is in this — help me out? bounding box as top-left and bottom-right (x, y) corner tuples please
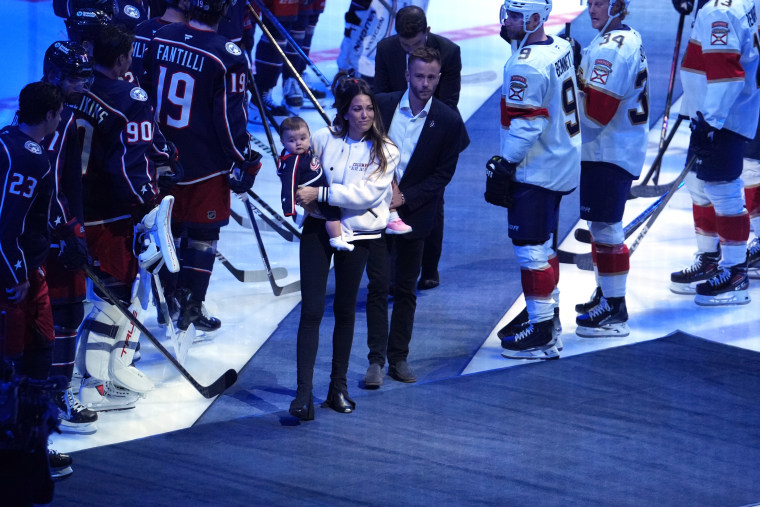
(290, 77), (399, 420)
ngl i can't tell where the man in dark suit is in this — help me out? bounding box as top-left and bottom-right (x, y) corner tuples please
(372, 5), (461, 110)
(363, 47), (468, 387)
(372, 5), (465, 290)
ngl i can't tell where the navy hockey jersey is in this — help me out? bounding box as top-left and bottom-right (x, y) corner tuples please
(71, 71), (160, 223)
(0, 126), (54, 286)
(147, 22), (251, 183)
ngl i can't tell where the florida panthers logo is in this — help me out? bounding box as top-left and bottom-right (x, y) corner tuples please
(711, 21), (729, 45)
(508, 75), (527, 101)
(590, 59), (612, 85)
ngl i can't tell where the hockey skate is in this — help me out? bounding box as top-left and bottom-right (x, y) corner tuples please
(49, 448), (73, 480)
(747, 238), (760, 279)
(670, 251), (720, 294)
(262, 89), (292, 117)
(79, 377), (142, 411)
(575, 297), (630, 338)
(500, 320), (559, 360)
(56, 387), (98, 434)
(694, 265), (751, 306)
(575, 286), (602, 314)
(283, 77), (304, 108)
(497, 307), (563, 350)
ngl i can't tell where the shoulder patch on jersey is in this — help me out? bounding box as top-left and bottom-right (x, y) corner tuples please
(508, 75), (527, 101)
(590, 59), (612, 85)
(225, 42), (242, 56)
(711, 21), (729, 45)
(124, 4), (140, 19)
(130, 87), (148, 102)
(310, 156), (321, 172)
(24, 140), (42, 155)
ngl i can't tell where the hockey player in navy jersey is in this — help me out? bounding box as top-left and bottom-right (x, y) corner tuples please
(70, 24), (174, 410)
(0, 82), (68, 487)
(146, 0), (261, 339)
(493, 0), (581, 360)
(670, 0), (760, 306)
(40, 41), (99, 434)
(573, 0), (649, 337)
(130, 0), (190, 88)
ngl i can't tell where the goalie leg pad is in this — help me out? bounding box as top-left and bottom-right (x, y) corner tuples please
(136, 196), (179, 273)
(82, 300), (125, 382)
(107, 271), (154, 393)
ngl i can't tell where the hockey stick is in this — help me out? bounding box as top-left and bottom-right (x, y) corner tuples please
(249, 0), (331, 88)
(574, 182), (684, 244)
(231, 201), (297, 242)
(654, 13), (687, 185)
(246, 3), (332, 126)
(83, 266), (237, 398)
(240, 194), (301, 296)
(246, 58), (281, 168)
(215, 250), (287, 282)
(630, 150), (693, 198)
(571, 157), (695, 271)
(248, 189), (302, 239)
(631, 115), (685, 195)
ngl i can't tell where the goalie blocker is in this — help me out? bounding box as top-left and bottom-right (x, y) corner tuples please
(485, 155), (516, 208)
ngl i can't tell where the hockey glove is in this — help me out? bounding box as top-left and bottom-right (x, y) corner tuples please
(153, 141), (184, 194)
(229, 147), (263, 194)
(57, 218), (89, 270)
(485, 155), (516, 209)
(690, 111), (718, 158)
(672, 0), (694, 15)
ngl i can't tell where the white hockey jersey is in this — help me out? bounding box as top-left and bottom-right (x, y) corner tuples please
(501, 36), (581, 193)
(578, 26), (650, 178)
(680, 0), (760, 139)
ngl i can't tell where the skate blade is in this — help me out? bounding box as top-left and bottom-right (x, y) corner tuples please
(748, 267), (760, 279)
(669, 281), (698, 295)
(501, 344), (560, 361)
(58, 421), (98, 435)
(575, 322), (630, 338)
(694, 291), (751, 306)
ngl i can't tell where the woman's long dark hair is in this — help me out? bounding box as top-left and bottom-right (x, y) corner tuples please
(330, 74), (392, 179)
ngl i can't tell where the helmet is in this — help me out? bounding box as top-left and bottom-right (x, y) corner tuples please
(190, 0), (231, 15)
(54, 0), (116, 18)
(608, 0), (630, 18)
(64, 8), (111, 43)
(43, 41), (93, 86)
(501, 0), (552, 34)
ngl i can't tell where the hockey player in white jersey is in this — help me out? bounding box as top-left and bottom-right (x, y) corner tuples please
(494, 0), (581, 360)
(670, 0), (760, 305)
(573, 0), (649, 337)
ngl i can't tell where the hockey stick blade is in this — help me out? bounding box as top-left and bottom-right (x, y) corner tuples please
(215, 251), (287, 283)
(555, 248), (579, 264)
(630, 178), (682, 198)
(83, 266), (237, 398)
(574, 228), (592, 244)
(241, 196), (301, 296)
(573, 252), (595, 271)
